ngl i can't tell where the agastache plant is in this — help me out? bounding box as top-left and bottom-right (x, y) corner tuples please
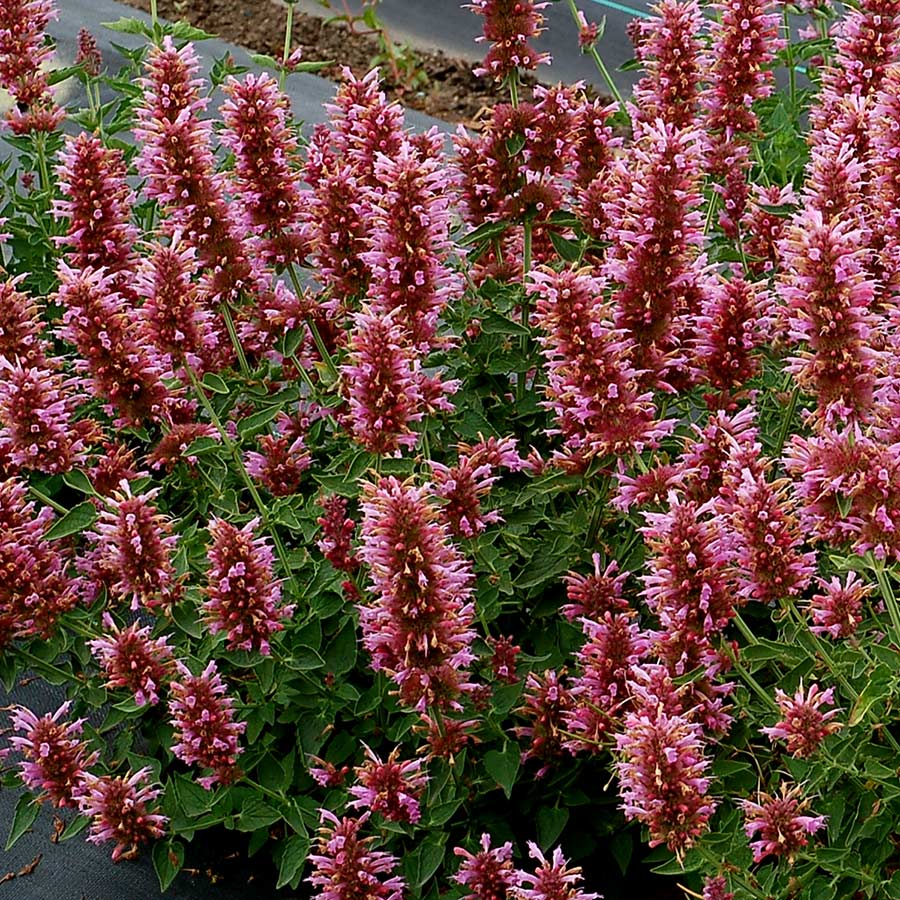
(8, 2), (900, 896)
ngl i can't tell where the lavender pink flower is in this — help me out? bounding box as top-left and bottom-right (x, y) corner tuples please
(358, 476), (476, 710)
(514, 843), (599, 900)
(89, 613), (175, 706)
(454, 833), (516, 900)
(348, 744), (429, 824)
(741, 785), (827, 863)
(761, 683), (841, 757)
(702, 876), (734, 900)
(562, 557), (630, 622)
(0, 275), (46, 366)
(807, 572), (871, 639)
(168, 660), (246, 789)
(202, 517), (292, 655)
(77, 768), (167, 861)
(7, 702), (97, 807)
(467, 0), (551, 81)
(316, 494), (361, 573)
(514, 670), (574, 777)
(307, 811), (405, 900)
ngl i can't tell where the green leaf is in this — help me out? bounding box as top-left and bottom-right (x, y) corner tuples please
(59, 815), (91, 842)
(152, 839), (185, 892)
(62, 469), (96, 495)
(238, 405), (282, 439)
(44, 501), (97, 540)
(239, 798), (282, 832)
(850, 667), (894, 726)
(323, 618), (358, 676)
(101, 16), (152, 36)
(536, 806), (568, 849)
(6, 794), (40, 850)
(484, 744), (520, 798)
(250, 52), (280, 68)
(172, 774), (215, 818)
(610, 830), (632, 875)
(288, 646), (326, 671)
(168, 21), (215, 40)
(276, 833), (311, 889)
(201, 372), (229, 394)
(548, 231), (582, 263)
(480, 310), (530, 337)
(458, 220), (509, 247)
(404, 834), (446, 889)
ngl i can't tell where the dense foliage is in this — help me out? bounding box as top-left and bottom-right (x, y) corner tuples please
(3, 0), (900, 898)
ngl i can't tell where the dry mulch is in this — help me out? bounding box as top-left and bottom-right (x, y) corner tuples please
(121, 0), (537, 127)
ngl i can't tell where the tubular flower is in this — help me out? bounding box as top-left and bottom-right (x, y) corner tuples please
(742, 184), (798, 275)
(704, 0), (782, 137)
(361, 136), (460, 350)
(702, 877), (734, 900)
(55, 265), (172, 428)
(630, 0), (705, 129)
(74, 27), (101, 75)
(0, 477), (78, 644)
(0, 358), (89, 474)
(349, 744), (429, 824)
(220, 72), (307, 267)
(807, 572), (871, 639)
(815, 0), (900, 132)
(358, 476), (476, 711)
(82, 482), (180, 610)
(317, 494), (361, 573)
(416, 713), (479, 761)
(89, 613), (175, 706)
(136, 242), (216, 367)
(0, 0), (63, 133)
(308, 811), (405, 900)
(341, 309), (451, 455)
(741, 785), (827, 863)
(565, 612), (651, 750)
(168, 661), (246, 789)
(642, 495), (733, 641)
(524, 84), (581, 182)
(804, 133), (867, 229)
(202, 517), (292, 655)
(53, 134), (138, 276)
(488, 635), (521, 683)
(779, 209), (877, 421)
(562, 557), (631, 621)
(430, 436), (520, 538)
(530, 267), (672, 470)
(514, 843), (600, 900)
(134, 38), (258, 303)
(454, 834), (517, 900)
(323, 67), (406, 184)
(467, 0), (551, 81)
(761, 683), (841, 757)
(614, 461), (685, 512)
(78, 768), (167, 862)
(604, 121), (709, 388)
(572, 100), (621, 243)
(785, 425), (900, 561)
(724, 468), (816, 603)
(694, 268), (772, 399)
(7, 702), (97, 807)
(614, 699), (717, 853)
(88, 441), (139, 497)
(245, 409), (313, 497)
(514, 670), (574, 778)
(871, 64), (900, 293)
(0, 275), (46, 366)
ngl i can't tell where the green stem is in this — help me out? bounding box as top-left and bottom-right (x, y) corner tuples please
(29, 486), (68, 515)
(565, 0), (625, 110)
(872, 557), (900, 649)
(732, 611), (759, 646)
(517, 219), (533, 404)
(784, 6), (797, 116)
(287, 266), (339, 383)
(150, 0), (158, 27)
(220, 302), (250, 378)
(774, 384), (800, 458)
(183, 364), (300, 603)
(281, 1), (296, 90)
(507, 69), (519, 108)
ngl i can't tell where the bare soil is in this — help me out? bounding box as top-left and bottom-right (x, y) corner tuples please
(122, 0), (539, 127)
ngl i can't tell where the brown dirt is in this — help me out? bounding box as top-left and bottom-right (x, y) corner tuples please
(121, 0), (540, 128)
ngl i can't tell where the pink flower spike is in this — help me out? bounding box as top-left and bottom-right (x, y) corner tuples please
(514, 843), (600, 900)
(807, 572), (872, 639)
(741, 785), (826, 863)
(761, 683), (841, 757)
(454, 833), (517, 900)
(168, 660), (246, 789)
(348, 744), (429, 824)
(203, 517), (292, 655)
(7, 702), (97, 807)
(702, 876), (734, 900)
(77, 767), (167, 862)
(307, 811), (405, 900)
(466, 0), (551, 80)
(89, 613), (175, 706)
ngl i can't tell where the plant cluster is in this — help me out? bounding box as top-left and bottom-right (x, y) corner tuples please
(3, 1), (900, 899)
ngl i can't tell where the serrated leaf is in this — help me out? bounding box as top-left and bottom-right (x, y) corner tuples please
(484, 745), (519, 798)
(481, 310), (530, 337)
(62, 470), (96, 495)
(152, 839), (185, 892)
(238, 405), (282, 439)
(459, 220), (509, 247)
(201, 372), (229, 394)
(239, 798), (282, 832)
(101, 16), (151, 36)
(172, 774), (215, 817)
(276, 833), (310, 889)
(323, 618), (358, 676)
(404, 835), (446, 889)
(44, 501), (97, 540)
(6, 794), (40, 850)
